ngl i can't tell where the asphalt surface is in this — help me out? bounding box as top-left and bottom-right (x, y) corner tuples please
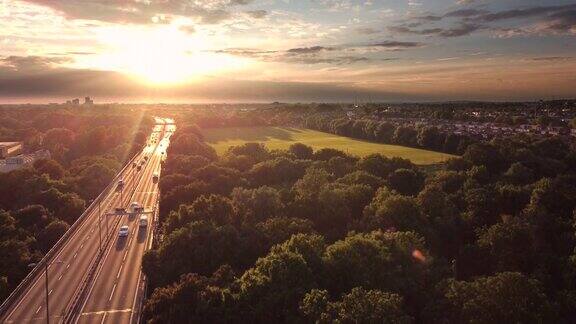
(2, 118), (174, 323)
(76, 120), (174, 323)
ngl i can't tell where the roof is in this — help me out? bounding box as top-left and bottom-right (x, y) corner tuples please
(0, 142), (22, 148)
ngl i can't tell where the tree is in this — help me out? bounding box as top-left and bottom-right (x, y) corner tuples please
(289, 143), (314, 160)
(387, 169), (424, 196)
(477, 217), (536, 273)
(143, 273), (233, 324)
(73, 163), (116, 199)
(33, 159), (65, 180)
(301, 287), (414, 324)
(256, 217), (316, 247)
(38, 220), (69, 252)
(462, 143), (507, 174)
(232, 186), (284, 224)
(432, 272), (555, 323)
(237, 249), (316, 322)
(293, 168), (331, 200)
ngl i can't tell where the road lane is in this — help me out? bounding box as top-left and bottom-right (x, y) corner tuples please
(77, 121), (172, 323)
(2, 122), (163, 324)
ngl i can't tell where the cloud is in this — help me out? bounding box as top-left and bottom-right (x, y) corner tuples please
(179, 25), (196, 34)
(356, 27), (380, 35)
(390, 4), (576, 39)
(286, 46), (335, 54)
(20, 0), (255, 24)
(367, 41), (424, 49)
(0, 55), (418, 102)
(1, 55), (72, 73)
(389, 24), (482, 37)
(245, 10), (268, 19)
(531, 56), (573, 62)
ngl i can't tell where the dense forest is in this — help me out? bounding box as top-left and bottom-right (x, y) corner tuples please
(142, 114), (576, 323)
(0, 107), (152, 301)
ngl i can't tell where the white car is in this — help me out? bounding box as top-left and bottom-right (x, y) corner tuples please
(118, 225), (129, 237)
(139, 215), (148, 227)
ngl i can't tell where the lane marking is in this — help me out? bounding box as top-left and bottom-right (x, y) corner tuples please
(66, 264), (70, 269)
(35, 306), (41, 314)
(58, 274), (63, 281)
(100, 312), (107, 324)
(116, 265), (123, 279)
(109, 284), (116, 301)
(48, 289), (53, 296)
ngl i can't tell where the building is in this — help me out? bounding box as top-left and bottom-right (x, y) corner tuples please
(72, 98), (80, 105)
(84, 96), (94, 106)
(0, 149), (51, 173)
(0, 142), (23, 158)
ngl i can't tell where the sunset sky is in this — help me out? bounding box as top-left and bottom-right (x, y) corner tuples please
(1, 0), (575, 103)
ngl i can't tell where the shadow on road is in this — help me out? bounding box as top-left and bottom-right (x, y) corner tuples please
(116, 236), (127, 250)
(137, 227), (147, 243)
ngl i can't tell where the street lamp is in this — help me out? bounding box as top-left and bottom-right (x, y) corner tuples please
(28, 260), (64, 324)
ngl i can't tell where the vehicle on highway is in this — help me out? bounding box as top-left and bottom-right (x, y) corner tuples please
(139, 215), (148, 227)
(137, 165), (142, 171)
(132, 162), (137, 168)
(115, 207), (126, 214)
(118, 225), (129, 237)
(130, 202), (144, 213)
(144, 156), (149, 160)
(152, 172), (159, 183)
(117, 179), (124, 190)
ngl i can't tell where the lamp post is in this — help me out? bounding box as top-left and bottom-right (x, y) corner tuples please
(28, 260), (64, 324)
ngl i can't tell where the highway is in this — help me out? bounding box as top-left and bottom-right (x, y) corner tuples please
(76, 120), (174, 323)
(1, 117), (174, 323)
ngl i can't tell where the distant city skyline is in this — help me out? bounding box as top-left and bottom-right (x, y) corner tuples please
(1, 0), (575, 102)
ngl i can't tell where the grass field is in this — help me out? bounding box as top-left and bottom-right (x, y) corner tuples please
(203, 127), (455, 165)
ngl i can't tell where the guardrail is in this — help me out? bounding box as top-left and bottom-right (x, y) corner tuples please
(0, 151), (142, 321)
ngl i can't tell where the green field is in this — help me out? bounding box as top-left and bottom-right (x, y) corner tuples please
(203, 127), (455, 165)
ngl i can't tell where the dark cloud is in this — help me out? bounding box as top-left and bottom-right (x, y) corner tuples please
(389, 24), (482, 37)
(367, 41), (424, 48)
(390, 3), (576, 38)
(282, 56), (369, 65)
(20, 0), (254, 24)
(1, 55), (72, 73)
(356, 27), (380, 35)
(473, 4), (576, 23)
(287, 46), (334, 54)
(445, 9), (486, 18)
(540, 9), (576, 34)
(532, 56), (573, 62)
(245, 10), (268, 19)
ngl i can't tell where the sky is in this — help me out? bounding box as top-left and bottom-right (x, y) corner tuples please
(1, 0), (575, 103)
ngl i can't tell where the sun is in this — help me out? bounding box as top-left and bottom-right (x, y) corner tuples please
(84, 25), (244, 85)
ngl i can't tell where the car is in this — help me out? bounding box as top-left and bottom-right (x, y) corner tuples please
(115, 207), (126, 214)
(132, 162), (137, 168)
(118, 225), (129, 237)
(152, 172), (159, 183)
(136, 165), (142, 171)
(117, 179), (124, 191)
(139, 215), (148, 227)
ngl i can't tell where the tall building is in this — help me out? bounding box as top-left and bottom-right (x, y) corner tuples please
(72, 98), (80, 105)
(84, 96), (94, 105)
